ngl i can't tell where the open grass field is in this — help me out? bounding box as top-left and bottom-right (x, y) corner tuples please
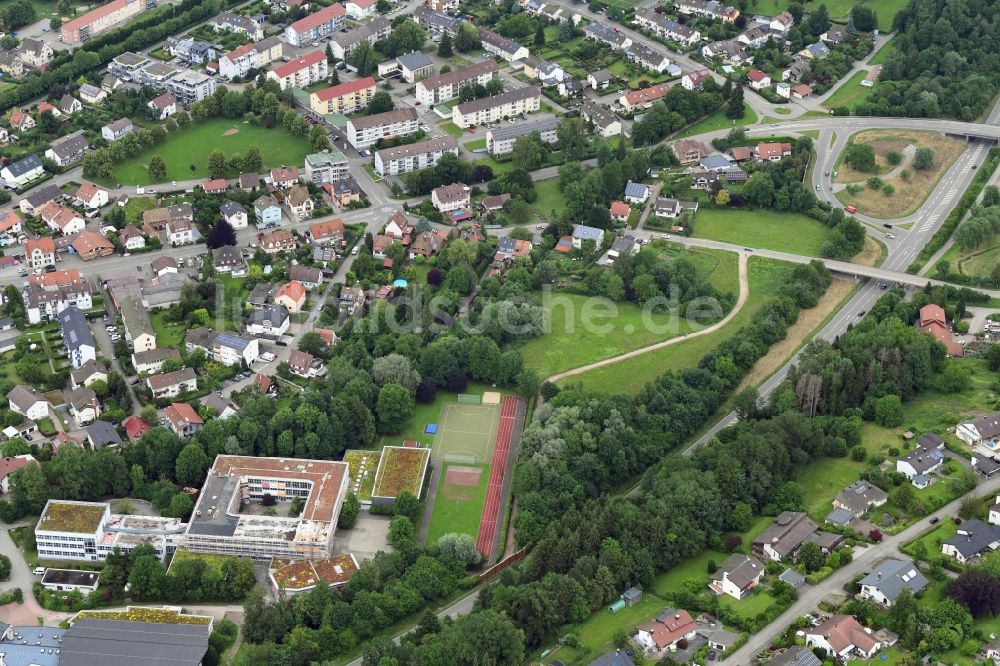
(820, 0), (908, 31)
(520, 247), (739, 378)
(425, 462), (490, 545)
(857, 359), (997, 454)
(797, 456), (868, 521)
(869, 37), (897, 66)
(531, 178), (567, 221)
(566, 257), (795, 393)
(439, 121), (465, 138)
(675, 105), (758, 139)
(941, 239), (1000, 279)
(834, 130), (964, 219)
(105, 119), (312, 185)
(692, 208), (832, 256)
(561, 591), (672, 664)
(823, 70), (877, 111)
(343, 450), (381, 501)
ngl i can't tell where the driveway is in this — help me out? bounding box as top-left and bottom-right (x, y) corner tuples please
(0, 520), (72, 626)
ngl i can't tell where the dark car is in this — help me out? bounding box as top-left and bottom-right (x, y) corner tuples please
(882, 223), (892, 228)
(708, 650), (718, 661)
(857, 310), (866, 317)
(930, 517), (940, 524)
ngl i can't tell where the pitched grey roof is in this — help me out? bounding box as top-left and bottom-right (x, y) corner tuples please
(247, 304), (289, 328)
(834, 480), (888, 515)
(943, 520), (1000, 559)
(859, 559), (928, 602)
(60, 617), (210, 666)
(825, 506), (855, 526)
(489, 117), (560, 143)
(220, 200), (245, 217)
(624, 181), (648, 198)
(84, 420), (122, 448)
(767, 646), (821, 666)
(455, 86), (539, 115)
(67, 386), (97, 411)
(24, 183), (62, 208)
(58, 306), (93, 353)
(71, 360), (104, 385)
(918, 432), (945, 448)
(966, 413), (1000, 439)
(8, 384), (46, 413)
(5, 153), (42, 177)
(778, 568), (805, 587)
(572, 224), (602, 241)
(899, 445), (945, 474)
(710, 553), (763, 589)
(49, 131), (88, 160)
(396, 51), (433, 71)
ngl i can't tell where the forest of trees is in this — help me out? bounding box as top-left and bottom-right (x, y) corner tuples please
(861, 0), (1000, 119)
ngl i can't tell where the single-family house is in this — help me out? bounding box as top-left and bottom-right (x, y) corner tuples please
(246, 304), (290, 337)
(747, 69), (771, 90)
(101, 118), (134, 142)
(67, 387), (100, 427)
(958, 412), (1000, 450)
(752, 511), (818, 562)
(146, 367), (198, 399)
(45, 131), (89, 167)
(167, 218), (195, 246)
(285, 185), (314, 221)
(310, 218), (345, 245)
(8, 385), (49, 421)
(634, 609), (698, 659)
(212, 245), (246, 276)
(254, 196), (282, 229)
(756, 142), (793, 161)
(655, 197), (682, 218)
(941, 520), (1000, 563)
(165, 402), (204, 438)
(147, 92), (177, 119)
(896, 444), (944, 481)
(571, 224), (603, 249)
(610, 201), (631, 223)
(84, 420), (122, 449)
(1, 153), (44, 188)
(274, 280), (306, 312)
(261, 229), (296, 254)
(624, 181), (649, 204)
(408, 230), (449, 259)
(708, 553), (764, 600)
(432, 183), (471, 213)
(858, 559), (928, 606)
(805, 616), (880, 660)
(288, 349), (325, 378)
(132, 348), (181, 375)
(673, 139), (710, 165)
(833, 481), (888, 517)
(220, 200), (248, 229)
(74, 182), (108, 210)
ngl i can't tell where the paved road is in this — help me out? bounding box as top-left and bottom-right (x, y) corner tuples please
(726, 473), (1000, 665)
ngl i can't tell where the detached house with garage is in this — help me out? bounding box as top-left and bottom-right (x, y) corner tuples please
(752, 511), (818, 562)
(958, 412), (1000, 452)
(8, 385), (50, 421)
(896, 444), (944, 485)
(942, 520), (1000, 563)
(709, 553), (764, 600)
(634, 609), (698, 659)
(832, 481), (888, 518)
(146, 368), (198, 399)
(246, 304), (290, 337)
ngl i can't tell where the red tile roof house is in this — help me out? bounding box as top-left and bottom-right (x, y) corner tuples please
(610, 200), (631, 222)
(203, 178), (228, 194)
(310, 218), (345, 245)
(917, 303), (964, 356)
(0, 455), (35, 493)
(122, 415), (152, 441)
(805, 615), (881, 659)
(254, 373), (276, 394)
(634, 609), (698, 659)
(755, 142), (793, 162)
(747, 68), (771, 90)
(275, 280), (307, 312)
(270, 166), (300, 189)
(165, 402), (204, 438)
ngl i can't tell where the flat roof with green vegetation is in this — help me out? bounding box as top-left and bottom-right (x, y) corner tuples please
(372, 446), (431, 499)
(168, 548), (244, 576)
(103, 118), (313, 186)
(73, 606), (213, 626)
(38, 501), (106, 534)
(343, 450), (381, 501)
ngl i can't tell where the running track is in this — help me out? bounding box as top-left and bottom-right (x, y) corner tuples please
(476, 396), (518, 559)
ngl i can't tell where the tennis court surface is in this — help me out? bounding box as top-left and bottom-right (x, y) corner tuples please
(431, 402), (500, 463)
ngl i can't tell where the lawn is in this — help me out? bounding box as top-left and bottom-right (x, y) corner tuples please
(566, 257), (796, 394)
(425, 462), (490, 546)
(568, 592), (674, 663)
(720, 590), (777, 618)
(168, 548), (242, 576)
(834, 129), (964, 219)
(123, 197), (158, 225)
(105, 118), (312, 185)
(439, 121), (465, 138)
(857, 359), (997, 455)
(900, 517), (958, 561)
(519, 247), (739, 379)
(797, 456), (868, 521)
(151, 312), (186, 348)
(531, 178), (567, 221)
(674, 105), (758, 139)
(464, 138), (486, 151)
(868, 37), (897, 66)
(821, 0), (908, 31)
(941, 240), (1000, 280)
(691, 208), (832, 256)
(822, 70), (876, 111)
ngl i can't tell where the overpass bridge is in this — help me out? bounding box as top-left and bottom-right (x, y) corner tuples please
(746, 117), (1000, 144)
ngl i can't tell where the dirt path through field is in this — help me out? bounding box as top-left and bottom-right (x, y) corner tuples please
(545, 252), (750, 384)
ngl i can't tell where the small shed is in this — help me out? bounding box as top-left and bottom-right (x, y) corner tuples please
(608, 599), (626, 613)
(622, 587), (642, 606)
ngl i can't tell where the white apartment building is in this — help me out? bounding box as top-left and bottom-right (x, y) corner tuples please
(35, 500), (185, 562)
(415, 59), (499, 105)
(375, 135), (458, 176)
(219, 36), (282, 80)
(452, 86), (541, 129)
(346, 107), (419, 149)
(486, 116), (560, 155)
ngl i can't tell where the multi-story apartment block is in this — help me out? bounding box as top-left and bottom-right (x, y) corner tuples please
(329, 16), (391, 60)
(478, 27), (529, 62)
(219, 36), (282, 80)
(346, 107), (419, 149)
(414, 59), (499, 105)
(413, 5), (461, 39)
(107, 51), (149, 81)
(24, 270), (93, 325)
(452, 86), (540, 128)
(183, 455), (350, 560)
(309, 77), (376, 115)
(374, 135), (458, 176)
(486, 117), (559, 155)
(61, 0), (158, 44)
(23, 237), (56, 271)
(266, 49), (328, 90)
(285, 3), (345, 47)
(304, 150), (349, 184)
(58, 306), (96, 369)
(167, 70), (217, 102)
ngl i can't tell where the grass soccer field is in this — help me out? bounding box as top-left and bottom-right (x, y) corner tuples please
(432, 402), (500, 464)
(105, 118), (313, 185)
(425, 463), (490, 545)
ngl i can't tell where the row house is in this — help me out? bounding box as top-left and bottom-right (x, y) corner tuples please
(673, 0), (739, 22)
(212, 11), (264, 40)
(634, 9), (701, 47)
(146, 367), (198, 399)
(478, 28), (529, 62)
(584, 21), (631, 50)
(44, 131), (89, 168)
(625, 42), (671, 73)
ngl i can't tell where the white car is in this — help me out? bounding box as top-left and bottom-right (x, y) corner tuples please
(32, 567), (45, 576)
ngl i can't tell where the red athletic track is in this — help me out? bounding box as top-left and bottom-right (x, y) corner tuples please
(476, 396), (518, 558)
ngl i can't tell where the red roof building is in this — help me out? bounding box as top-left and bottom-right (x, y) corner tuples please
(122, 415), (152, 440)
(610, 201), (630, 221)
(203, 178), (228, 193)
(747, 69), (768, 83)
(270, 49), (326, 79)
(917, 304), (964, 356)
(312, 76), (377, 102)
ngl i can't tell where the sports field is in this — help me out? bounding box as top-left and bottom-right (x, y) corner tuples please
(431, 402), (500, 463)
(425, 463), (490, 545)
(476, 396), (519, 559)
(106, 118), (312, 185)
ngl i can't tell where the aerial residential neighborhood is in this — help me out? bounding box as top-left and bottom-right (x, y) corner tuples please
(0, 0), (996, 663)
